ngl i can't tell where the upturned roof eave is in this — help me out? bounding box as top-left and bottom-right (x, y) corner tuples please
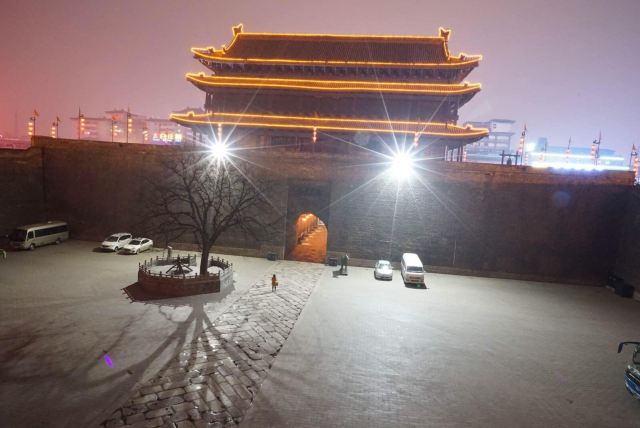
(170, 112), (489, 140)
(185, 74), (482, 96)
(191, 48), (481, 70)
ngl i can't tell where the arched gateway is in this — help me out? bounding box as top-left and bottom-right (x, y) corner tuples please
(286, 213), (328, 263)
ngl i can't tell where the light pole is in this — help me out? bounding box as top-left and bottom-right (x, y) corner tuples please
(591, 137), (601, 166)
(77, 108), (85, 139)
(28, 109), (38, 137)
(630, 144), (638, 179)
(111, 115), (116, 142)
(50, 116), (60, 139)
(591, 131), (602, 166)
(518, 123), (527, 166)
(126, 109), (132, 143)
(27, 116), (35, 137)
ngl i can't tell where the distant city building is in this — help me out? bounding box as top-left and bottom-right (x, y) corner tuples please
(527, 145), (627, 170)
(0, 136), (30, 150)
(461, 123), (629, 171)
(463, 119), (516, 163)
(70, 109), (195, 144)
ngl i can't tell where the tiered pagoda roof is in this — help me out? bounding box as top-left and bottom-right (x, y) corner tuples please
(172, 24), (488, 151)
(192, 25), (480, 70)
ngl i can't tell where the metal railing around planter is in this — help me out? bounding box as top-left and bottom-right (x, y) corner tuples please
(138, 254), (233, 280)
(142, 254), (197, 268)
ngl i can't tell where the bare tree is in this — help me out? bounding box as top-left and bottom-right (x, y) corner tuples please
(144, 145), (276, 276)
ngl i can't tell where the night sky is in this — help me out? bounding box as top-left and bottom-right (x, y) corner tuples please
(2, 0), (639, 153)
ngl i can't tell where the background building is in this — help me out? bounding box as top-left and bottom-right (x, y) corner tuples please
(463, 119), (516, 163)
(527, 144), (627, 170)
(70, 109), (193, 144)
(0, 136), (30, 150)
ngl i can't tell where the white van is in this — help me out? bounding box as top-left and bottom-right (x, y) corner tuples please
(9, 221), (69, 250)
(401, 253), (425, 286)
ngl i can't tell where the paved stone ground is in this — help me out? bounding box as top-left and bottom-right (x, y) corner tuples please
(100, 261), (325, 428)
(241, 266), (640, 428)
(0, 241), (275, 428)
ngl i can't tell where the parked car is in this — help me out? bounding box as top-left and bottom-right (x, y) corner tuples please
(401, 253), (426, 287)
(101, 233), (132, 252)
(9, 221), (69, 250)
(374, 260), (393, 280)
(121, 238), (153, 254)
(618, 342), (640, 399)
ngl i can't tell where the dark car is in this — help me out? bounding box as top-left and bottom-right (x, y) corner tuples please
(618, 342), (640, 399)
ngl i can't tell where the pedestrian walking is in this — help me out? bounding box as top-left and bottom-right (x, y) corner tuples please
(271, 274), (278, 292)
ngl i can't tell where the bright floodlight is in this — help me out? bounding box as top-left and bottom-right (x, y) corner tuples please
(209, 142), (228, 161)
(389, 151), (414, 180)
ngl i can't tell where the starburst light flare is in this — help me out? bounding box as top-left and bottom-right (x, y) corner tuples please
(389, 150), (415, 181)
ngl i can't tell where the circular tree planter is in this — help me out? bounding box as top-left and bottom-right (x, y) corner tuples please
(138, 254), (233, 297)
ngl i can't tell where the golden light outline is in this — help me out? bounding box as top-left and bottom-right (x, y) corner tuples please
(191, 25), (481, 69)
(192, 47), (481, 69)
(185, 73), (482, 95)
(170, 112), (489, 138)
(178, 111), (460, 126)
(220, 24), (457, 53)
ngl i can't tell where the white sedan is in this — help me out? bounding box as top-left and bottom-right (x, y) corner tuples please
(101, 233), (132, 252)
(374, 260), (393, 280)
(121, 238), (153, 254)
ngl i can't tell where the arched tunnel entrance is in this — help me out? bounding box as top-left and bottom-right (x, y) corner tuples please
(285, 213), (328, 263)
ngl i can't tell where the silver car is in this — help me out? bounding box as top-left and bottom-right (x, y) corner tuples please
(374, 260), (393, 280)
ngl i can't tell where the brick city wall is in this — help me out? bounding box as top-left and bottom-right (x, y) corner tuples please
(0, 145), (45, 235)
(614, 186), (640, 297)
(327, 165), (632, 284)
(2, 136), (635, 285)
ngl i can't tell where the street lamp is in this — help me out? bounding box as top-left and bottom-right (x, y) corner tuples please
(27, 117), (35, 137)
(389, 150), (415, 181)
(111, 115), (116, 142)
(77, 109), (85, 139)
(518, 124), (527, 165)
(51, 116), (60, 139)
(208, 141), (228, 162)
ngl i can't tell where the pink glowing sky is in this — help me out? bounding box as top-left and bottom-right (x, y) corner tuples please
(1, 0), (639, 153)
